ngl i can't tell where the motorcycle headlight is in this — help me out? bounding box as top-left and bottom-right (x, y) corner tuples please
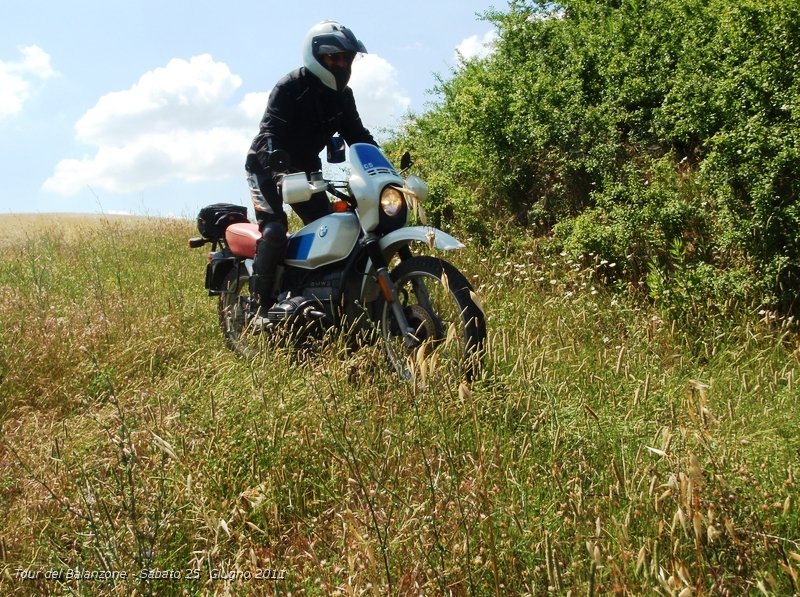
(380, 186), (405, 216)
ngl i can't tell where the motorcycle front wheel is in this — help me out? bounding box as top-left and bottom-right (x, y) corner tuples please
(379, 255), (486, 381)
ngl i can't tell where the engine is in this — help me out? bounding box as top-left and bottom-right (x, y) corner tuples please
(266, 267), (344, 330)
(265, 295), (326, 325)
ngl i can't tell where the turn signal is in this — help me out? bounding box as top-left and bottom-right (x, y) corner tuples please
(331, 200), (349, 213)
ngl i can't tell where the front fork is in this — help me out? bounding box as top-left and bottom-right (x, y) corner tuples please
(396, 245), (436, 320)
(365, 236), (418, 348)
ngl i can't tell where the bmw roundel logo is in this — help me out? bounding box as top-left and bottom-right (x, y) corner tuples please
(318, 225), (328, 238)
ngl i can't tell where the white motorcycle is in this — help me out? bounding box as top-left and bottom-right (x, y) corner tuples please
(189, 143), (486, 380)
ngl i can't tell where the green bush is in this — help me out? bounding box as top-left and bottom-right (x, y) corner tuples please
(391, 0), (800, 317)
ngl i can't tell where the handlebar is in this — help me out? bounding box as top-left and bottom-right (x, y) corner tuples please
(327, 183), (356, 206)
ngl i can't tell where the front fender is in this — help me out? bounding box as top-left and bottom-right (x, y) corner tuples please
(359, 227), (466, 303)
(379, 226), (465, 259)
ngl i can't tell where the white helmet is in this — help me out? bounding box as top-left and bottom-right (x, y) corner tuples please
(303, 20), (367, 92)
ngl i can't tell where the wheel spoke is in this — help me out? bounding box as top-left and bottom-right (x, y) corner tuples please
(218, 268), (262, 357)
(380, 256), (485, 381)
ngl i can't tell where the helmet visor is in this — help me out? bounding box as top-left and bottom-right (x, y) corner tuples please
(312, 27), (367, 57)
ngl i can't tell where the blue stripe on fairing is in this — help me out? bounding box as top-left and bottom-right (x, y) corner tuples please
(286, 233), (314, 260)
(352, 144), (393, 170)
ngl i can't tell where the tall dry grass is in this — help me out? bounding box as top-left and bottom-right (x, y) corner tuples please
(1, 214), (798, 595)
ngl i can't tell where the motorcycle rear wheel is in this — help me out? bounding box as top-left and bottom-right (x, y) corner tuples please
(379, 255), (486, 381)
(217, 267), (262, 357)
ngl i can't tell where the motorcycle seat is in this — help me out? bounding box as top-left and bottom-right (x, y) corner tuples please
(226, 223), (260, 258)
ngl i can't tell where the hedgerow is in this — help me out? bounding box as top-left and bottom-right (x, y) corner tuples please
(388, 0), (800, 318)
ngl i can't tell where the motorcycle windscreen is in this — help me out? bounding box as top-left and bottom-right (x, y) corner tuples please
(350, 143), (398, 176)
(284, 212), (360, 270)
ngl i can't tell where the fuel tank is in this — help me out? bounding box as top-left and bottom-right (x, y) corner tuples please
(284, 212), (360, 270)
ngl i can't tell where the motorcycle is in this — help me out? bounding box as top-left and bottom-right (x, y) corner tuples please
(189, 143), (486, 380)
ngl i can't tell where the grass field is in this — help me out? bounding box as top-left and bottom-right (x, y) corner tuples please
(1, 214), (798, 595)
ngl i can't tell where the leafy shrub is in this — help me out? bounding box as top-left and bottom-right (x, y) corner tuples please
(390, 0), (800, 317)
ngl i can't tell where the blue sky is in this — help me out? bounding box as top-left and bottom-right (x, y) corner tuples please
(0, 0), (501, 218)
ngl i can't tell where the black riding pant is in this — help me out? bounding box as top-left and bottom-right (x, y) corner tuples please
(250, 171), (330, 307)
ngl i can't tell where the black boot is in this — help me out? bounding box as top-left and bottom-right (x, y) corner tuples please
(252, 220), (287, 313)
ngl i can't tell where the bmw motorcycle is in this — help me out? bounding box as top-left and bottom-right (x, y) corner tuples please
(189, 143), (486, 380)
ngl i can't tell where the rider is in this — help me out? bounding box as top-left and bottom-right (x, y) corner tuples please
(245, 20), (378, 313)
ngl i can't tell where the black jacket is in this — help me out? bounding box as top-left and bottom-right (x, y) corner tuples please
(246, 67), (376, 176)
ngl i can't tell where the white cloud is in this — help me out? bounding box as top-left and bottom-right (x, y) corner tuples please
(45, 55), (261, 196)
(0, 46), (55, 118)
(349, 54), (411, 135)
(239, 91), (270, 122)
(45, 53), (410, 196)
(46, 128), (251, 195)
(455, 29), (498, 63)
(75, 55), (241, 143)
